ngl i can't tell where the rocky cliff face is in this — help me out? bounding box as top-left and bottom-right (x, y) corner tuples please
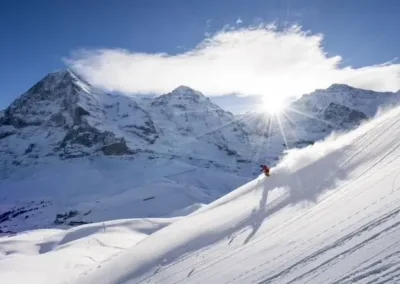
(323, 102), (368, 128)
(0, 70), (157, 166)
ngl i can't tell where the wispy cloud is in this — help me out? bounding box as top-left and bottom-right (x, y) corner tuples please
(236, 18), (243, 24)
(65, 24), (400, 99)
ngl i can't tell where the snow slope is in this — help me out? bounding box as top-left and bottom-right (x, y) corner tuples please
(0, 218), (180, 283)
(71, 105), (400, 284)
(0, 156), (248, 232)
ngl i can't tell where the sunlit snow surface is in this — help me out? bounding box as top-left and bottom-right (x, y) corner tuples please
(1, 106), (400, 284)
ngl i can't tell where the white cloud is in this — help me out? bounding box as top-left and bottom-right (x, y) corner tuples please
(65, 24), (400, 99)
(236, 18), (243, 24)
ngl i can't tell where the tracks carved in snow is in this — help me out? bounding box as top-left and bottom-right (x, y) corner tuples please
(257, 206), (400, 284)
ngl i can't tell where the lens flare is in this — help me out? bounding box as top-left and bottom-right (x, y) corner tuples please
(261, 96), (285, 114)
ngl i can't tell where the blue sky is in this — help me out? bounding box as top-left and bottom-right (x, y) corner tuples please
(1, 0), (399, 110)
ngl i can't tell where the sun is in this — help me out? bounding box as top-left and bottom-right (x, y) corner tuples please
(261, 96), (285, 114)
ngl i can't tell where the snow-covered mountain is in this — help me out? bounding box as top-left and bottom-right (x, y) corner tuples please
(0, 70), (256, 233)
(0, 71), (258, 173)
(2, 70), (398, 173)
(0, 70), (155, 165)
(147, 85), (252, 166)
(295, 83), (399, 116)
(0, 69), (399, 234)
(2, 103), (400, 284)
(240, 83), (400, 153)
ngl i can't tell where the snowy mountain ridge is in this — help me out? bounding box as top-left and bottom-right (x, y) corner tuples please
(0, 70), (256, 172)
(240, 82), (400, 153)
(2, 69), (399, 170)
(0, 70), (158, 165)
(294, 83), (399, 116)
(0, 69), (399, 234)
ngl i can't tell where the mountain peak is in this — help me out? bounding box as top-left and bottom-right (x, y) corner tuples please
(41, 68), (76, 83)
(326, 83), (355, 92)
(37, 69), (90, 89)
(2, 68), (97, 131)
(173, 85), (194, 92)
(48, 68), (75, 77)
(170, 85), (205, 98)
(152, 85), (209, 108)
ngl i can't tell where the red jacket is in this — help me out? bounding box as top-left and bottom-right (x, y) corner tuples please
(260, 165), (269, 174)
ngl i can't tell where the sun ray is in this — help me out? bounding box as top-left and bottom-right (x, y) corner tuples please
(281, 111), (297, 129)
(286, 106), (334, 127)
(250, 114), (272, 165)
(267, 114), (274, 149)
(172, 111), (258, 149)
(276, 113), (290, 151)
(280, 113), (299, 142)
(194, 111), (256, 140)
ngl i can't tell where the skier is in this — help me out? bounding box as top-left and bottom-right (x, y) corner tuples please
(260, 164), (270, 177)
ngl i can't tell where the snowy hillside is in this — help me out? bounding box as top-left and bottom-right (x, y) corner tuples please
(1, 104), (399, 283)
(0, 156), (250, 233)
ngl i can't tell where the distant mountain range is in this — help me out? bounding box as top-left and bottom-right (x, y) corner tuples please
(0, 69), (398, 233)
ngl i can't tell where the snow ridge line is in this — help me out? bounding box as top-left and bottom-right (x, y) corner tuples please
(162, 137), (400, 284)
(151, 111), (397, 283)
(158, 163), (400, 284)
(152, 129), (400, 284)
(226, 162), (400, 284)
(132, 110), (400, 284)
